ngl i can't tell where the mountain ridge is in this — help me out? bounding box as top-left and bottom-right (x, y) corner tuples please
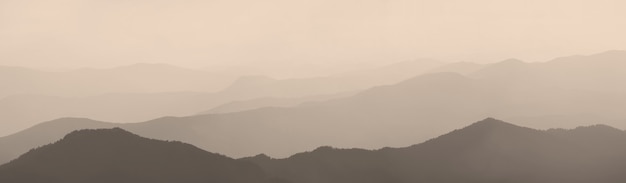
(244, 118), (626, 183)
(0, 128), (285, 183)
(3, 118), (626, 183)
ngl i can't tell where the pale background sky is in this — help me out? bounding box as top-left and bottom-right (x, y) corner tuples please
(1, 0), (625, 77)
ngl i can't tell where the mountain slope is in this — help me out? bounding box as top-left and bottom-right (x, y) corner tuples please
(244, 118), (626, 183)
(428, 61), (485, 75)
(4, 51), (626, 162)
(0, 72), (468, 162)
(0, 118), (117, 164)
(0, 128), (284, 183)
(120, 72), (496, 158)
(198, 91), (357, 115)
(470, 50), (626, 92)
(4, 67), (626, 162)
(0, 59), (445, 136)
(0, 92), (207, 136)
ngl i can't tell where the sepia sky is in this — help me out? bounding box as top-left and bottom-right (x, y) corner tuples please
(1, 0), (625, 74)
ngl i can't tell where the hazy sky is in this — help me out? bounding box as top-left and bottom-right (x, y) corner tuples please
(1, 0), (625, 74)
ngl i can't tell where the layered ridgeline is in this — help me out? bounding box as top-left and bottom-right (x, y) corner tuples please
(0, 72), (491, 163)
(2, 50), (626, 164)
(243, 118), (626, 183)
(0, 128), (287, 183)
(0, 63), (235, 136)
(0, 59), (445, 137)
(2, 119), (626, 183)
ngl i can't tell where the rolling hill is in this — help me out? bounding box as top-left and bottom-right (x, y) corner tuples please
(2, 51), (626, 163)
(3, 119), (625, 183)
(0, 128), (286, 183)
(243, 118), (626, 183)
(0, 60), (446, 136)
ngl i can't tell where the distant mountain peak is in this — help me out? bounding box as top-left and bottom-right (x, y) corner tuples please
(62, 128), (138, 142)
(549, 50), (626, 64)
(412, 118), (554, 157)
(418, 118), (528, 146)
(252, 153), (272, 160)
(593, 50), (626, 57)
(464, 117), (525, 132)
(400, 72), (469, 85)
(565, 124), (624, 134)
(577, 124), (620, 130)
(471, 117), (510, 126)
(312, 146), (336, 152)
(427, 61), (485, 75)
(470, 58), (530, 78)
(493, 58), (526, 67)
(0, 128), (277, 183)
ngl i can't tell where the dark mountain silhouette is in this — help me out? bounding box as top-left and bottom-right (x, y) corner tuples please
(1, 73), (469, 163)
(0, 128), (286, 183)
(243, 118), (626, 183)
(547, 124), (626, 155)
(5, 118), (626, 183)
(2, 70), (626, 162)
(0, 118), (122, 164)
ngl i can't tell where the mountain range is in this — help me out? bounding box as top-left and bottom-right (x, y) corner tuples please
(2, 118), (626, 183)
(1, 50), (626, 164)
(0, 59), (447, 136)
(0, 51), (626, 161)
(0, 128), (286, 183)
(243, 118), (626, 183)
